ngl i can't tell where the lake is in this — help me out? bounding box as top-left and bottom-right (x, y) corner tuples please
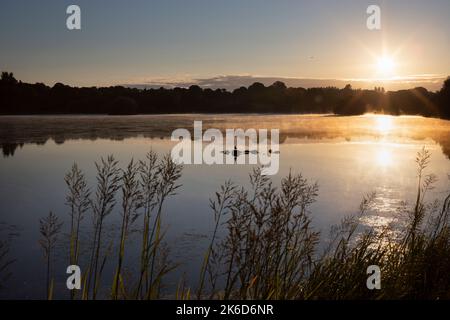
(1, 114), (450, 299)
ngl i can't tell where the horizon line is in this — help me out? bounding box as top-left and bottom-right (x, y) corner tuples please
(4, 71), (448, 92)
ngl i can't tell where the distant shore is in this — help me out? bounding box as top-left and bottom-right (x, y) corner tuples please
(1, 72), (450, 119)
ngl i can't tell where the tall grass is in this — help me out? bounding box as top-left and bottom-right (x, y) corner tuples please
(112, 159), (142, 299)
(199, 147), (450, 299)
(86, 156), (121, 299)
(38, 211), (63, 300)
(38, 152), (182, 299)
(302, 148), (450, 300)
(64, 163), (90, 299)
(197, 180), (236, 299)
(203, 168), (320, 299)
(0, 223), (18, 292)
(146, 154), (183, 299)
(135, 151), (159, 298)
(34, 147), (450, 299)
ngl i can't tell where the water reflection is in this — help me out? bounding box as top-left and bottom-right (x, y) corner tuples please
(1, 114), (450, 298)
(1, 114), (450, 158)
(376, 147), (393, 167)
(374, 115), (394, 134)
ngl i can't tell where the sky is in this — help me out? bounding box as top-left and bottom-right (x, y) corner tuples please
(0, 0), (449, 90)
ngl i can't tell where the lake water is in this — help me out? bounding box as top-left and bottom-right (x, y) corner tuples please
(1, 114), (450, 299)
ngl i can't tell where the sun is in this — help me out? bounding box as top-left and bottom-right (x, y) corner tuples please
(376, 56), (395, 77)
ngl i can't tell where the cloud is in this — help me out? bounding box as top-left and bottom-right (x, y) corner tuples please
(123, 74), (447, 91)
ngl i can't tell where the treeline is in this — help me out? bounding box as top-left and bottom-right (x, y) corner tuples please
(1, 72), (449, 118)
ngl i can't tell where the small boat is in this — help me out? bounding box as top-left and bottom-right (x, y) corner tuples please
(221, 147), (260, 156)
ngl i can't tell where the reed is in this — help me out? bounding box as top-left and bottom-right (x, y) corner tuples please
(59, 152), (181, 300)
(112, 159), (142, 299)
(297, 148), (450, 299)
(135, 151), (159, 298)
(0, 223), (18, 292)
(201, 148), (450, 299)
(197, 180), (235, 299)
(146, 154), (183, 299)
(86, 155), (121, 299)
(64, 163), (90, 299)
(38, 211), (63, 300)
(204, 168), (320, 299)
(34, 147), (450, 299)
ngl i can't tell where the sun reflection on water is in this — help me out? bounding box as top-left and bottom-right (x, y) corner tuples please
(375, 115), (394, 134)
(376, 148), (393, 166)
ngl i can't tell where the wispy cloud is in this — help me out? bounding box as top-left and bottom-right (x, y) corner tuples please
(123, 74), (447, 91)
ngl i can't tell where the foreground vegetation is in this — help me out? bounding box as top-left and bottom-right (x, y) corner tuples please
(1, 148), (450, 299)
(197, 148), (450, 299)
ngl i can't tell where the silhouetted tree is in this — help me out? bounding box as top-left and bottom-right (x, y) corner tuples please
(438, 77), (450, 119)
(109, 96), (138, 115)
(0, 71), (449, 119)
(0, 72), (17, 85)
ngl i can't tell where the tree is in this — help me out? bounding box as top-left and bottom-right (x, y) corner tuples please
(0, 72), (17, 85)
(438, 77), (450, 119)
(344, 84), (352, 91)
(271, 81), (287, 90)
(248, 82), (266, 92)
(0, 71), (449, 118)
(109, 96), (138, 115)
